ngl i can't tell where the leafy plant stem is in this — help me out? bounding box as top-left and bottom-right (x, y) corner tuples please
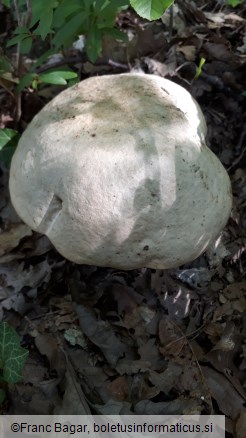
(14, 47), (23, 128)
(25, 0), (32, 28)
(13, 0), (33, 127)
(13, 0), (21, 26)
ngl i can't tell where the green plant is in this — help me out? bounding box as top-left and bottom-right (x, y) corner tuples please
(0, 322), (29, 403)
(130, 0), (174, 20)
(0, 1), (175, 161)
(0, 128), (20, 167)
(6, 0), (130, 65)
(194, 57), (206, 80)
(226, 0), (244, 6)
(4, 0), (175, 83)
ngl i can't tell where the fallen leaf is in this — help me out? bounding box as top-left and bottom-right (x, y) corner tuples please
(106, 376), (129, 401)
(202, 366), (245, 419)
(0, 223), (32, 256)
(235, 410), (246, 438)
(74, 303), (127, 367)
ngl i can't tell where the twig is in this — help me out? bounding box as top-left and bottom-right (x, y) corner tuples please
(168, 4), (174, 39)
(13, 0), (21, 25)
(165, 322), (207, 348)
(36, 56), (83, 74)
(24, 0), (32, 27)
(13, 0), (22, 127)
(108, 59), (128, 70)
(164, 317), (213, 411)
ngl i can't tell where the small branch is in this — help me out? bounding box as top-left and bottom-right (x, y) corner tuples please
(25, 0), (32, 28)
(36, 56), (83, 74)
(13, 0), (21, 26)
(108, 59), (128, 70)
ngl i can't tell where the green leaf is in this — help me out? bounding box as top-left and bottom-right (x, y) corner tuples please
(13, 26), (30, 34)
(30, 0), (45, 27)
(39, 70), (78, 85)
(20, 36), (33, 54)
(0, 129), (20, 167)
(32, 78), (39, 89)
(2, 0), (10, 7)
(53, 11), (87, 49)
(102, 27), (128, 42)
(33, 9), (54, 40)
(0, 55), (12, 73)
(86, 26), (102, 63)
(52, 0), (84, 28)
(4, 348), (28, 383)
(6, 27), (33, 53)
(83, 0), (96, 13)
(0, 322), (28, 384)
(94, 0), (109, 13)
(17, 73), (37, 91)
(130, 0), (174, 20)
(194, 57), (206, 80)
(227, 0), (244, 6)
(96, 0), (129, 27)
(100, 0), (129, 12)
(6, 33), (29, 48)
(30, 0), (54, 27)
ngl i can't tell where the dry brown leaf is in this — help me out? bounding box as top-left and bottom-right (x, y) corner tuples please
(159, 316), (186, 356)
(116, 359), (151, 375)
(54, 365), (91, 414)
(111, 283), (144, 314)
(9, 384), (56, 414)
(0, 223), (32, 256)
(0, 259), (52, 293)
(135, 397), (203, 415)
(138, 338), (165, 370)
(203, 42), (238, 62)
(235, 410), (246, 438)
(34, 332), (65, 374)
(148, 361), (182, 394)
(92, 398), (132, 415)
(202, 366), (245, 419)
(106, 376), (129, 401)
(74, 303), (127, 367)
(224, 282), (246, 300)
(176, 45), (196, 61)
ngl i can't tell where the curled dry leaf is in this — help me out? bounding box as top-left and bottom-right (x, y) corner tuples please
(34, 333), (66, 375)
(0, 223), (32, 256)
(106, 376), (129, 401)
(202, 366), (245, 420)
(74, 303), (127, 367)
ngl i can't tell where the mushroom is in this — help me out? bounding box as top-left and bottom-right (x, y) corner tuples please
(9, 73), (232, 269)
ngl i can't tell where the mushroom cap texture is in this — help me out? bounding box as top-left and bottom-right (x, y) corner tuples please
(9, 73), (232, 269)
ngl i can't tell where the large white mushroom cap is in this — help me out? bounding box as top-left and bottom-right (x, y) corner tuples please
(9, 73), (232, 269)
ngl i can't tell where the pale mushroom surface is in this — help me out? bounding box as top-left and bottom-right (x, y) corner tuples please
(9, 73), (232, 269)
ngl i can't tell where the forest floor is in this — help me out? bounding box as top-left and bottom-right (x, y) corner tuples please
(0, 1), (245, 437)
